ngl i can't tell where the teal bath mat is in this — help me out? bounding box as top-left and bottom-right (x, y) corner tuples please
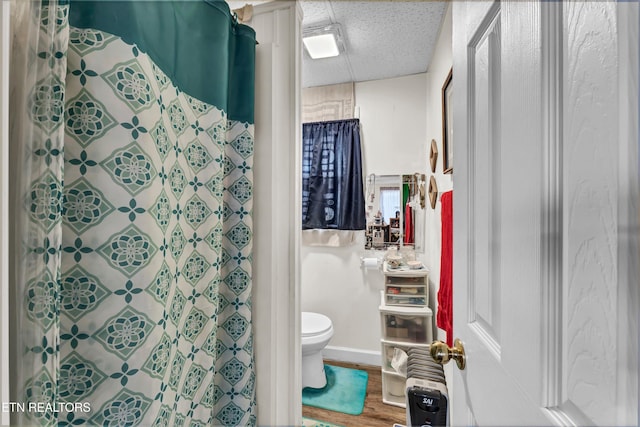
(302, 364), (369, 415)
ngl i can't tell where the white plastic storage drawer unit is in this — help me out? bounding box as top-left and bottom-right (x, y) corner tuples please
(383, 262), (429, 307)
(379, 292), (433, 409)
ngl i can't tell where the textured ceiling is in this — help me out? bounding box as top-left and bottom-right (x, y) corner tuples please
(226, 1), (448, 88)
(299, 1), (448, 88)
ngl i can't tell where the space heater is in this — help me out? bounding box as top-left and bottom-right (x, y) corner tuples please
(405, 347), (449, 427)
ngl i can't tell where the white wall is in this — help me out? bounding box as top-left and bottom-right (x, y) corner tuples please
(424, 4), (453, 343)
(357, 73), (428, 175)
(301, 73), (428, 361)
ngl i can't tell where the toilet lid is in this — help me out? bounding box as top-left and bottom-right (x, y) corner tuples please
(302, 312), (332, 337)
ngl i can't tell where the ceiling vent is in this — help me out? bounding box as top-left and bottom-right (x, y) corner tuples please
(302, 23), (345, 59)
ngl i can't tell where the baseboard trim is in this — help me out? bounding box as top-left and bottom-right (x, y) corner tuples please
(323, 346), (382, 366)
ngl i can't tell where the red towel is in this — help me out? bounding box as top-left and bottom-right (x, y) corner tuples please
(404, 204), (413, 245)
(437, 191), (453, 347)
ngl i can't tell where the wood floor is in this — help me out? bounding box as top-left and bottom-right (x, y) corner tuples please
(302, 360), (406, 427)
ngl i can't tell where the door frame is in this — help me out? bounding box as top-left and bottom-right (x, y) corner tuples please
(250, 1), (303, 425)
(615, 3), (640, 424)
(0, 2), (10, 425)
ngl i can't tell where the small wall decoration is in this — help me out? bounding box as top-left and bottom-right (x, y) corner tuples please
(442, 68), (453, 174)
(429, 139), (438, 173)
(428, 176), (438, 209)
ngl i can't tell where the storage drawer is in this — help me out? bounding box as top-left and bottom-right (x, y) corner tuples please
(382, 341), (411, 371)
(381, 313), (430, 344)
(385, 284), (427, 306)
(386, 295), (427, 306)
(385, 275), (426, 286)
(381, 371), (406, 408)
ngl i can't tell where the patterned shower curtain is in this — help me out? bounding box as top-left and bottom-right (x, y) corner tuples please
(11, 1), (256, 425)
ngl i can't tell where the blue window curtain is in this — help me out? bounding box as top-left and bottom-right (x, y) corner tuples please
(302, 119), (366, 230)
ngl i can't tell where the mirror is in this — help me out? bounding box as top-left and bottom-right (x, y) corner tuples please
(364, 174), (425, 251)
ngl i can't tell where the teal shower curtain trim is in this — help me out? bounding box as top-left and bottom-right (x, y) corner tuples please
(68, 0), (256, 123)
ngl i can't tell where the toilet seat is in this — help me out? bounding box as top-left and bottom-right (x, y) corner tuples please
(302, 312), (332, 337)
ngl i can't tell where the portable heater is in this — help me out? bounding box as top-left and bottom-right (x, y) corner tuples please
(406, 377), (449, 427)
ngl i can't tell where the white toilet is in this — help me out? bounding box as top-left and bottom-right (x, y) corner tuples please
(301, 311), (334, 389)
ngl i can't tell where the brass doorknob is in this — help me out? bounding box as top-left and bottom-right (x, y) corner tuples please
(430, 338), (466, 370)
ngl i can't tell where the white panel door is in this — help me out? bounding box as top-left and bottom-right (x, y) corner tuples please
(450, 1), (638, 426)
